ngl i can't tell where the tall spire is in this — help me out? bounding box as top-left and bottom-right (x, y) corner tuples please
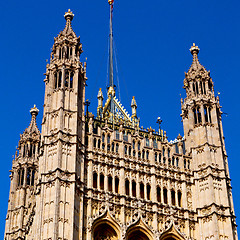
(108, 0), (114, 90)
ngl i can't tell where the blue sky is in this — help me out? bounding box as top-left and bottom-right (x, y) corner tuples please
(0, 0), (240, 237)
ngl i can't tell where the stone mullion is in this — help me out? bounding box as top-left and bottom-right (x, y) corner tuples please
(200, 104), (205, 125)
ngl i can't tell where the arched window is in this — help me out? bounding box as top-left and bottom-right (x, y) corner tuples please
(146, 137), (149, 147)
(138, 142), (141, 151)
(59, 48), (62, 59)
(140, 183), (144, 199)
(116, 143), (119, 153)
(142, 150), (145, 159)
(107, 134), (110, 144)
(138, 151), (141, 159)
(157, 186), (161, 202)
(133, 150), (136, 157)
(159, 153), (162, 163)
(98, 139), (101, 149)
(171, 190), (176, 206)
(147, 184), (151, 200)
(146, 151), (149, 160)
(125, 180), (130, 195)
(108, 176), (112, 192)
(163, 157), (166, 164)
(54, 72), (58, 89)
(168, 158), (171, 166)
(115, 130), (119, 140)
(115, 177), (119, 193)
(70, 72), (74, 88)
(58, 71), (62, 88)
(65, 69), (69, 87)
(93, 138), (97, 148)
(155, 152), (158, 162)
(125, 145), (128, 155)
(102, 143), (105, 150)
(107, 144), (110, 151)
(129, 146), (132, 156)
(178, 191), (182, 207)
(18, 168), (25, 187)
(163, 188), (168, 204)
(153, 139), (157, 148)
(168, 148), (170, 158)
(132, 140), (135, 150)
(93, 173), (97, 188)
(111, 142), (114, 152)
(172, 156), (175, 166)
(188, 160), (190, 170)
(132, 181), (136, 197)
(162, 147), (165, 156)
(100, 174), (104, 190)
(176, 157), (179, 167)
(184, 159), (187, 169)
(102, 134), (105, 143)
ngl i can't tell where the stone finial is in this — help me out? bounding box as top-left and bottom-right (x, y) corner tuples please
(108, 0), (114, 5)
(64, 9), (74, 21)
(97, 88), (103, 99)
(131, 96), (137, 108)
(30, 104), (39, 116)
(177, 133), (183, 140)
(190, 43), (200, 55)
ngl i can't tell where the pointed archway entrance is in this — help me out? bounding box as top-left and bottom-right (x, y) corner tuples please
(92, 211), (120, 240)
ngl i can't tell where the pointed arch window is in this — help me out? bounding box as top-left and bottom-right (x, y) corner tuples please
(157, 186), (161, 202)
(140, 183), (144, 199)
(132, 181), (136, 197)
(100, 174), (104, 190)
(163, 188), (168, 204)
(178, 191), (182, 207)
(171, 190), (176, 206)
(125, 180), (130, 195)
(115, 177), (119, 193)
(93, 173), (98, 188)
(108, 176), (112, 192)
(147, 184), (151, 200)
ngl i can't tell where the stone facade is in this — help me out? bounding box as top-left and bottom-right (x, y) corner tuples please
(4, 9), (238, 240)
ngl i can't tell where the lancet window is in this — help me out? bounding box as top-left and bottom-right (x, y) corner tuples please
(163, 188), (168, 204)
(147, 184), (151, 200)
(115, 177), (119, 193)
(26, 167), (35, 186)
(54, 71), (62, 89)
(204, 105), (212, 123)
(178, 191), (182, 207)
(193, 106), (202, 125)
(125, 180), (130, 195)
(132, 181), (136, 197)
(108, 176), (112, 191)
(64, 70), (74, 88)
(100, 174), (104, 190)
(171, 190), (176, 205)
(157, 186), (161, 202)
(17, 168), (25, 187)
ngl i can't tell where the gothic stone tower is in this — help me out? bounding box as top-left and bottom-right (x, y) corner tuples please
(181, 44), (237, 239)
(5, 106), (40, 239)
(4, 9), (238, 240)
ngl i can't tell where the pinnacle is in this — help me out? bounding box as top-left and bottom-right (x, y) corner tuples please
(64, 9), (74, 21)
(190, 43), (200, 55)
